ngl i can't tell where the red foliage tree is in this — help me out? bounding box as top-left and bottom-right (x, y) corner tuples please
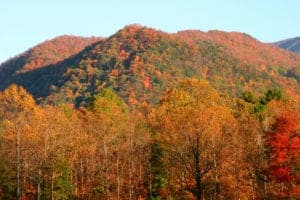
(266, 112), (300, 198)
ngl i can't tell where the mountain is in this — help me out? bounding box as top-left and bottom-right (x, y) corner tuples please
(0, 35), (102, 81)
(0, 25), (299, 105)
(274, 37), (300, 53)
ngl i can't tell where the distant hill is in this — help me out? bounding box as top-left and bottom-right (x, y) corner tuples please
(274, 37), (300, 53)
(0, 35), (102, 74)
(0, 25), (299, 106)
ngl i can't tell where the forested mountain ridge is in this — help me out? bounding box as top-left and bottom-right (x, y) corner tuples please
(0, 24), (299, 106)
(274, 37), (300, 53)
(0, 35), (102, 71)
(0, 35), (102, 99)
(0, 25), (300, 200)
(177, 30), (300, 67)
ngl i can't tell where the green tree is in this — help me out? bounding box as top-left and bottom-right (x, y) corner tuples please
(149, 142), (168, 200)
(52, 157), (74, 200)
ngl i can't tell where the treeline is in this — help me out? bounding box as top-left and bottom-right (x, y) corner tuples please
(0, 79), (299, 200)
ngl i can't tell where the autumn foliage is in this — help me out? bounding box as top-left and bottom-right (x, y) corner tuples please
(0, 25), (299, 200)
(0, 25), (299, 106)
(266, 112), (300, 198)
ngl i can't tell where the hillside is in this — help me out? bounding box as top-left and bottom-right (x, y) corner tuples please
(0, 25), (299, 105)
(178, 30), (300, 67)
(274, 37), (300, 53)
(0, 35), (102, 91)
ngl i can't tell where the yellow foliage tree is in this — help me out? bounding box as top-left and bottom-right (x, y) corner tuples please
(149, 79), (238, 200)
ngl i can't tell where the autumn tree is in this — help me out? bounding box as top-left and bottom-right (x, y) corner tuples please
(77, 88), (150, 199)
(149, 79), (238, 200)
(266, 112), (300, 198)
(231, 98), (266, 199)
(0, 84), (37, 200)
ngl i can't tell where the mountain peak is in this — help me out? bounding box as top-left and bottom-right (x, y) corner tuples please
(114, 24), (167, 39)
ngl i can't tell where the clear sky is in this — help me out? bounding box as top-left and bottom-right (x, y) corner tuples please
(1, 0), (299, 63)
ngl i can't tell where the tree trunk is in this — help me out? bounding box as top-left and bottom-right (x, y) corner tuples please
(37, 169), (41, 200)
(117, 152), (120, 200)
(74, 164), (78, 199)
(80, 159), (84, 197)
(251, 172), (255, 200)
(51, 169), (54, 200)
(194, 133), (202, 200)
(139, 149), (142, 184)
(16, 128), (21, 200)
(129, 133), (133, 200)
(45, 174), (48, 200)
(234, 151), (240, 200)
(103, 139), (109, 199)
(213, 150), (219, 200)
(148, 161), (152, 199)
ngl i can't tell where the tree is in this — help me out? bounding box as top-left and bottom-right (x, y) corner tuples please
(148, 142), (168, 200)
(232, 98), (266, 199)
(0, 84), (36, 200)
(0, 84), (36, 120)
(242, 91), (258, 104)
(260, 87), (283, 105)
(149, 79), (238, 200)
(254, 87), (284, 113)
(266, 112), (300, 198)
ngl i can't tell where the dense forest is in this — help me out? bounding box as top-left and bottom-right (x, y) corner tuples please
(0, 25), (299, 199)
(0, 81), (299, 200)
(1, 25), (299, 106)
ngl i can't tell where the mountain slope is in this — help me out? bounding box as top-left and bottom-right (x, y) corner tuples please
(274, 37), (300, 53)
(0, 25), (299, 105)
(178, 30), (300, 66)
(0, 35), (102, 79)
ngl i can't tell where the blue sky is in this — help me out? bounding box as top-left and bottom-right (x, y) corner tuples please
(1, 0), (299, 63)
